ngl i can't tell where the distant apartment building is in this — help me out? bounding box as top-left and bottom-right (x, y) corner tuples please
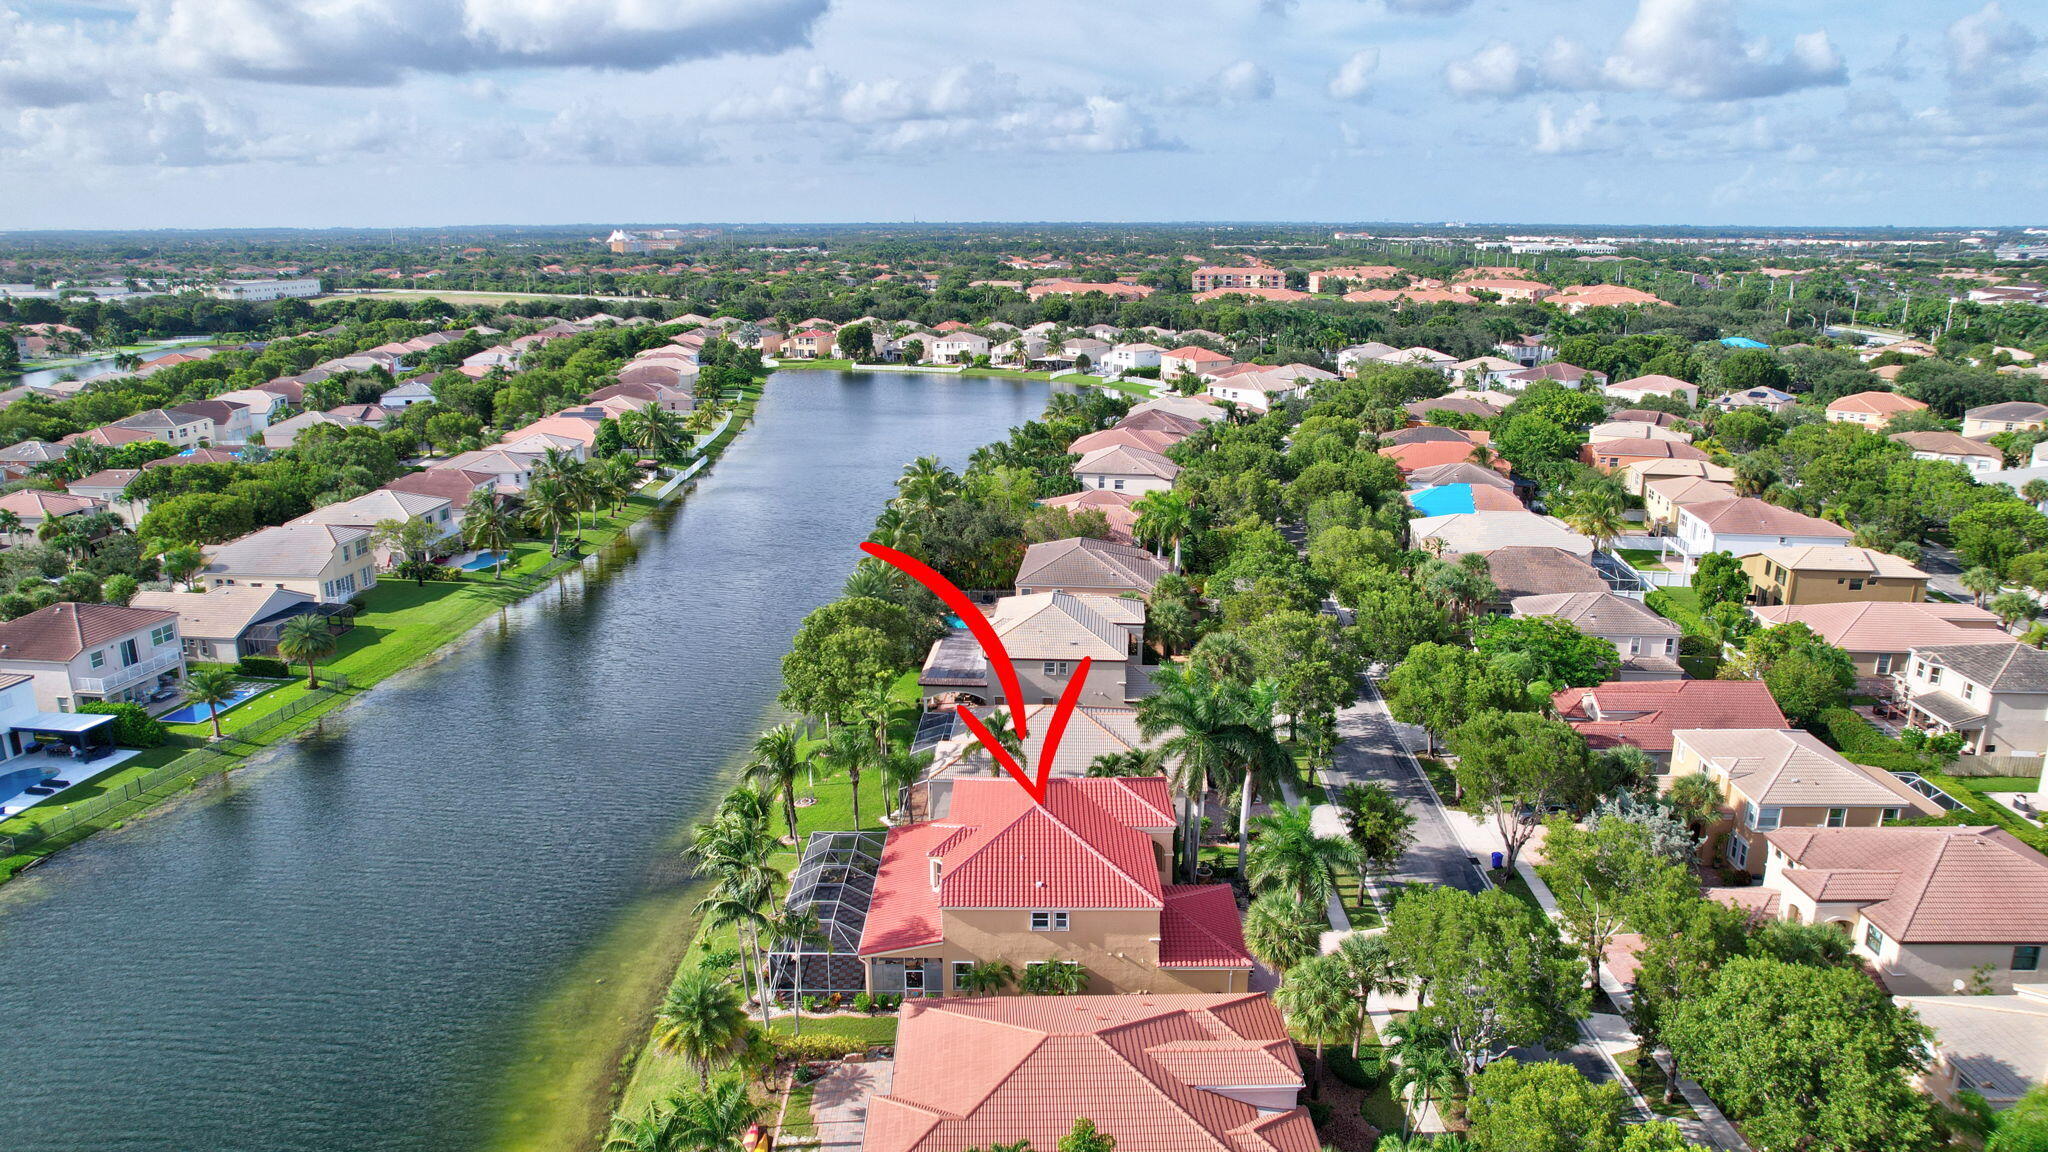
(1190, 266), (1285, 293)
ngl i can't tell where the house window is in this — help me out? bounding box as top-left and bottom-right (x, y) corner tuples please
(1727, 835), (1749, 869)
(1881, 807), (1902, 824)
(902, 966), (926, 991)
(89, 650), (105, 669)
(1042, 661), (1071, 678)
(1963, 682), (1977, 701)
(1664, 638), (1677, 656)
(1029, 911), (1070, 932)
(953, 961), (974, 989)
(1863, 923), (1886, 955)
(2016, 946), (2042, 972)
(1875, 654), (1894, 676)
(1628, 637), (1641, 656)
(1826, 808), (1849, 828)
(1748, 805), (1781, 832)
(150, 625), (175, 647)
(119, 639), (139, 667)
(1848, 578), (1865, 590)
(1112, 479), (1125, 491)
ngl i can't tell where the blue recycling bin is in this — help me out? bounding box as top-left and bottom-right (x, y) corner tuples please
(1491, 851), (1504, 869)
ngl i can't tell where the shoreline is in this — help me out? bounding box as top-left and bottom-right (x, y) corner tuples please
(0, 381), (766, 884)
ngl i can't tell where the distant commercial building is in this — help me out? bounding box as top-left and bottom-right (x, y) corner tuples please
(210, 278), (322, 302)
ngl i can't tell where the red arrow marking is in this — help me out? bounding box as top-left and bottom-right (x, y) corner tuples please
(860, 542), (1093, 806)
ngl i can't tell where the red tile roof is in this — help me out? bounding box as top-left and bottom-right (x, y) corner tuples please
(1552, 679), (1789, 751)
(866, 995), (1316, 1152)
(860, 777), (1176, 957)
(0, 602), (178, 662)
(1159, 886), (1254, 968)
(1764, 826), (2048, 944)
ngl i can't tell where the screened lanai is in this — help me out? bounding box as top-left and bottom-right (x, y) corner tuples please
(762, 830), (885, 1002)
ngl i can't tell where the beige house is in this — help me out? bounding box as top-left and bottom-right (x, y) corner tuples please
(1891, 430), (2004, 476)
(1743, 545), (1931, 606)
(1589, 420), (1693, 444)
(1961, 401), (2048, 440)
(1643, 476), (1738, 531)
(1511, 592), (1682, 679)
(918, 592), (1145, 710)
(1899, 643), (2048, 762)
(1755, 825), (2048, 995)
(1667, 728), (1941, 876)
(1750, 601), (2008, 677)
(65, 469), (147, 528)
(290, 489), (458, 563)
(854, 777), (1252, 997)
(1826, 390), (1928, 428)
(1015, 537), (1168, 597)
(1072, 444), (1179, 495)
(202, 523), (379, 601)
(0, 602), (185, 711)
(1601, 374), (1699, 406)
(1618, 457), (1735, 497)
(130, 586), (334, 662)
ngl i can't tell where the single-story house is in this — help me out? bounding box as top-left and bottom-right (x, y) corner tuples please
(1827, 390), (1929, 428)
(130, 586), (348, 662)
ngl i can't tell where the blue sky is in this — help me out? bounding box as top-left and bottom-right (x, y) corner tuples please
(3, 0), (2044, 230)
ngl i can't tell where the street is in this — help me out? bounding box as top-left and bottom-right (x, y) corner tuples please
(1325, 676), (1487, 894)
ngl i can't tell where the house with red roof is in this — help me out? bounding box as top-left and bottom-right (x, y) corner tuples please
(1160, 346), (1235, 379)
(1552, 679), (1789, 765)
(1826, 390), (1928, 429)
(855, 777), (1253, 996)
(866, 994), (1315, 1152)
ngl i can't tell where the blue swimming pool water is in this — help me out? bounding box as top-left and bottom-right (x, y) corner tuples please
(459, 552), (507, 571)
(160, 683), (271, 724)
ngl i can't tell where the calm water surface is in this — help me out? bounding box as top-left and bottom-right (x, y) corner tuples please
(0, 370), (1050, 1152)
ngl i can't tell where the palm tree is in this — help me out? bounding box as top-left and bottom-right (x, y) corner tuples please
(0, 509), (21, 544)
(461, 493), (516, 580)
(821, 724), (877, 832)
(1132, 489), (1197, 572)
(1138, 664), (1280, 881)
(1019, 959), (1089, 995)
(641, 1075), (764, 1152)
(955, 959), (1016, 995)
(1387, 1020), (1463, 1138)
(1086, 748), (1166, 777)
(1334, 933), (1408, 1057)
(1991, 590), (2041, 631)
(768, 907), (825, 1035)
(652, 969), (753, 1087)
(744, 724), (805, 841)
(1962, 566), (2002, 607)
(523, 474), (578, 556)
(1560, 484), (1627, 555)
(1242, 892), (1321, 971)
(183, 665), (241, 741)
(1276, 953), (1358, 1090)
(595, 453), (642, 515)
(893, 456), (959, 525)
(275, 613), (338, 689)
(1247, 802), (1361, 908)
(878, 747), (933, 821)
(620, 401), (692, 462)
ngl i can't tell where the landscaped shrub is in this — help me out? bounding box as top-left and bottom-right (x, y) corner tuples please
(1814, 707), (1900, 756)
(236, 656), (291, 679)
(1324, 1046), (1385, 1089)
(769, 1033), (870, 1061)
(851, 992), (875, 1013)
(77, 701), (168, 748)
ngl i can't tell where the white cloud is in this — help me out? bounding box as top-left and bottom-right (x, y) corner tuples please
(1381, 0), (1472, 13)
(0, 8), (113, 107)
(1215, 60), (1275, 102)
(1533, 100), (1606, 154)
(135, 0), (829, 86)
(1445, 0), (1845, 103)
(1327, 49), (1378, 101)
(1947, 2), (2036, 82)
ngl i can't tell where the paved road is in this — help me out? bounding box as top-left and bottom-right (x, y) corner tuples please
(1917, 541), (1975, 602)
(1326, 677), (1486, 894)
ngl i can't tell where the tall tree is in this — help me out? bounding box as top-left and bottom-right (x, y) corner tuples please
(1385, 886), (1588, 1075)
(652, 969), (754, 1087)
(1447, 710), (1597, 868)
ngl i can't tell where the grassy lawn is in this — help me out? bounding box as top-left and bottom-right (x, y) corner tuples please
(1922, 771), (2047, 850)
(1334, 872), (1382, 929)
(766, 1014), (900, 1043)
(1646, 586), (1704, 630)
(0, 743), (194, 835)
(1615, 548), (1667, 569)
(1616, 1048), (1697, 1120)
(1488, 866), (1544, 911)
(781, 1077), (819, 1141)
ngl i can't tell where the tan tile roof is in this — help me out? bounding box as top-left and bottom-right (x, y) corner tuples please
(1412, 511), (1593, 556)
(0, 602), (178, 662)
(866, 994), (1314, 1152)
(1481, 546), (1609, 599)
(1511, 592), (1679, 636)
(988, 591), (1139, 661)
(1017, 537), (1168, 593)
(1646, 476), (1738, 506)
(1891, 430), (2003, 459)
(130, 587), (315, 642)
(1752, 544), (1927, 578)
(1622, 458), (1735, 485)
(1070, 427), (1184, 456)
(1751, 601), (2007, 654)
(932, 705), (1162, 781)
(1829, 390), (1928, 414)
(1765, 826), (2048, 943)
(1586, 437), (1712, 461)
(1894, 992), (2048, 1101)
(1683, 497), (1854, 538)
(1673, 728), (1939, 812)
(1074, 445), (1181, 481)
(0, 489), (103, 519)
(204, 523), (366, 577)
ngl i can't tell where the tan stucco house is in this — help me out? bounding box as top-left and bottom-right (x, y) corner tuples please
(1742, 544), (1931, 606)
(0, 602), (184, 711)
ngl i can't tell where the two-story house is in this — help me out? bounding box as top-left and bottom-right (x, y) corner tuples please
(1749, 601), (2009, 678)
(853, 776), (1253, 996)
(918, 592), (1146, 710)
(1961, 401), (2048, 440)
(1015, 537), (1169, 598)
(1582, 437), (1713, 474)
(109, 407), (216, 447)
(0, 602), (184, 711)
(1898, 642), (2048, 763)
(1671, 497), (1853, 567)
(1891, 430), (2003, 476)
(1072, 444), (1179, 495)
(1667, 728), (1940, 876)
(1510, 592), (1682, 679)
(289, 489), (459, 564)
(1827, 390), (1928, 428)
(1742, 544), (1932, 606)
(1749, 825), (2048, 995)
(201, 523), (379, 601)
(1643, 476), (1739, 532)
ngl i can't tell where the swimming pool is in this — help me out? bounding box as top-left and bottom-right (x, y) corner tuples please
(160, 683), (274, 725)
(459, 552), (507, 571)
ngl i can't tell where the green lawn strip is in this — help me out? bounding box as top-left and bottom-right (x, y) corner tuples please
(1413, 755), (1478, 815)
(1920, 771), (2048, 851)
(781, 1078), (818, 1141)
(1644, 586), (1705, 631)
(766, 1014), (899, 1043)
(1614, 1048), (1697, 1120)
(0, 743), (209, 878)
(1487, 866), (1544, 911)
(1334, 873), (1382, 929)
(1615, 548), (1666, 569)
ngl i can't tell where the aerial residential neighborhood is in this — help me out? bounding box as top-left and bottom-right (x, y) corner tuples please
(6, 2), (2048, 1152)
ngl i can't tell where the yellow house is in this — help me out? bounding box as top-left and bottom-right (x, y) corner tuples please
(1742, 544), (1931, 606)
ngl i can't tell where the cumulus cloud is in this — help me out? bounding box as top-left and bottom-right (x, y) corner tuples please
(1214, 60), (1275, 102)
(1327, 49), (1379, 100)
(137, 0), (829, 86)
(708, 65), (1178, 156)
(0, 8), (114, 107)
(1444, 0), (1845, 103)
(1947, 1), (2036, 81)
(1533, 101), (1607, 154)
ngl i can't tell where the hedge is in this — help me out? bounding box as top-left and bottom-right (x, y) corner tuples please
(1814, 707), (1899, 757)
(236, 656), (291, 679)
(1325, 1046), (1386, 1089)
(76, 701), (169, 748)
(769, 1033), (875, 1061)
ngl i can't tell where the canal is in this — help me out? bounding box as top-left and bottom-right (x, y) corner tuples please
(0, 369), (1051, 1152)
